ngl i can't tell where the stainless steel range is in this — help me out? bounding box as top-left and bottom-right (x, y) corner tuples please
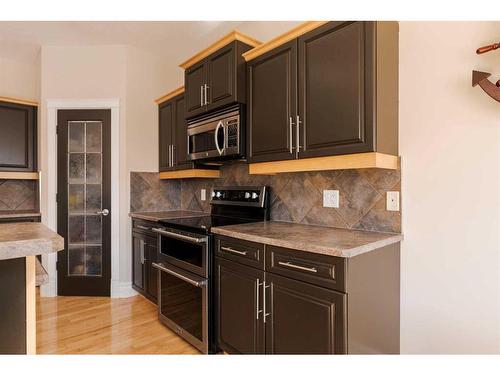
(152, 186), (269, 354)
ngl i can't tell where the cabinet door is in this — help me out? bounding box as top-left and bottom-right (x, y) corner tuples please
(215, 257), (265, 354)
(145, 235), (158, 303)
(247, 40), (297, 163)
(185, 60), (207, 118)
(131, 232), (145, 292)
(158, 100), (174, 171)
(298, 21), (375, 158)
(265, 272), (346, 354)
(206, 42), (235, 112)
(173, 94), (190, 167)
(0, 101), (36, 172)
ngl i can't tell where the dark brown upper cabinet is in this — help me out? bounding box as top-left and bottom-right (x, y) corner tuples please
(158, 90), (192, 172)
(247, 40), (298, 163)
(246, 21), (398, 164)
(158, 99), (174, 171)
(183, 37), (257, 119)
(0, 100), (37, 172)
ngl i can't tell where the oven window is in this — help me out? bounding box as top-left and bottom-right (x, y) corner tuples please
(189, 130), (216, 154)
(160, 270), (203, 341)
(160, 236), (203, 267)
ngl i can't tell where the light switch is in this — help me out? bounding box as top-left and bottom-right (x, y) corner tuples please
(323, 190), (339, 208)
(386, 191), (400, 211)
(201, 189), (206, 201)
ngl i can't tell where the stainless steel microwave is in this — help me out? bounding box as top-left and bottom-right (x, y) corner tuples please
(187, 104), (244, 161)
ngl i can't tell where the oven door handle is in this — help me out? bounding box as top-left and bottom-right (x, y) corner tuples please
(152, 262), (206, 287)
(153, 228), (207, 243)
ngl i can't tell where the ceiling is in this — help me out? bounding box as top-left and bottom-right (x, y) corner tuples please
(0, 21), (300, 63)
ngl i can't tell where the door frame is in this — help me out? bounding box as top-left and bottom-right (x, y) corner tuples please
(41, 99), (124, 298)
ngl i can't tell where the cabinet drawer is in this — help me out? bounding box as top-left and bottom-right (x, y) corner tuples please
(265, 246), (346, 292)
(215, 236), (264, 270)
(132, 219), (157, 235)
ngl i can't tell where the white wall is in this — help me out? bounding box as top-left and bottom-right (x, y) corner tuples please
(0, 55), (40, 100)
(39, 44), (178, 296)
(400, 21), (500, 353)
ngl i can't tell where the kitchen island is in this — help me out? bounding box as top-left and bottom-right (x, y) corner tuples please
(0, 222), (64, 354)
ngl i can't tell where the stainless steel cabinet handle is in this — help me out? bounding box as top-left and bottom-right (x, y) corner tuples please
(136, 225), (150, 231)
(153, 228), (207, 244)
(296, 115), (302, 156)
(221, 246), (247, 256)
(171, 144), (175, 166)
(289, 117), (294, 154)
(96, 208), (110, 216)
(204, 84), (210, 105)
(200, 85), (204, 107)
(263, 281), (270, 323)
(256, 279), (263, 320)
(278, 261), (317, 273)
(152, 262), (206, 287)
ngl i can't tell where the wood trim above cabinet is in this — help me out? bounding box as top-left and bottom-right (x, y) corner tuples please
(159, 169), (220, 180)
(242, 21), (328, 62)
(0, 96), (39, 107)
(248, 152), (399, 175)
(155, 86), (185, 104)
(0, 171), (39, 180)
(179, 30), (262, 69)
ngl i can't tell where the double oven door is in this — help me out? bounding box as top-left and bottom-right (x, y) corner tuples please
(152, 227), (211, 353)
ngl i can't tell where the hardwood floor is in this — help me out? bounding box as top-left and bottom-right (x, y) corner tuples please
(36, 292), (199, 354)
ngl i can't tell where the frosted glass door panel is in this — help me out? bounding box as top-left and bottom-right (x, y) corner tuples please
(67, 121), (103, 277)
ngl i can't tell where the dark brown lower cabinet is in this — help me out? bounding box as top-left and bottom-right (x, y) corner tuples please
(215, 256), (346, 354)
(215, 257), (265, 354)
(265, 272), (346, 354)
(214, 235), (400, 354)
(131, 223), (158, 304)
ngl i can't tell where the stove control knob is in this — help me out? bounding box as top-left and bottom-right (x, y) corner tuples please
(251, 192), (258, 200)
(211, 191), (216, 198)
(216, 191), (222, 198)
(244, 192), (251, 199)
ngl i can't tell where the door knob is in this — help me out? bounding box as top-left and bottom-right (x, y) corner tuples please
(97, 209), (110, 216)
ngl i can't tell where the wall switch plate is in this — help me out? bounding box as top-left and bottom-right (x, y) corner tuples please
(386, 191), (400, 211)
(323, 190), (339, 208)
(201, 189), (206, 201)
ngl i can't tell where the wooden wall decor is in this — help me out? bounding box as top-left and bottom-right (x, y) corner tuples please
(472, 42), (500, 102)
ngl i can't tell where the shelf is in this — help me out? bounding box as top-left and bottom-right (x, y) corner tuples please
(159, 169), (220, 180)
(0, 96), (39, 107)
(0, 171), (39, 180)
(248, 152), (400, 175)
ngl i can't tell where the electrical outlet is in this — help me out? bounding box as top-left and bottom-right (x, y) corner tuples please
(201, 189), (206, 201)
(323, 190), (339, 208)
(386, 191), (400, 211)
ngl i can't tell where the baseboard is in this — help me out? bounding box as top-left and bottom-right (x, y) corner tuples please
(40, 279), (57, 297)
(111, 280), (138, 298)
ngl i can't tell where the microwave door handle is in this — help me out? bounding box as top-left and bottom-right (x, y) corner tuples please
(214, 120), (225, 156)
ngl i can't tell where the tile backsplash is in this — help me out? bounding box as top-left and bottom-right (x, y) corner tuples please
(131, 161), (401, 233)
(0, 179), (38, 212)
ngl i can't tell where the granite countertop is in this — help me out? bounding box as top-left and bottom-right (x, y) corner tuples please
(129, 210), (209, 222)
(211, 221), (403, 258)
(0, 222), (64, 261)
(0, 210), (42, 219)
